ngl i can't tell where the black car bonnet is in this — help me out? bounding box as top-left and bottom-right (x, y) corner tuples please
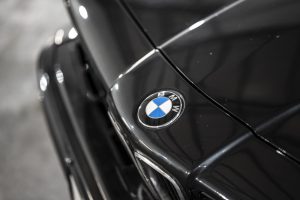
(122, 0), (300, 162)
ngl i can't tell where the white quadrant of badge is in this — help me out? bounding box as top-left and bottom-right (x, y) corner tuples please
(138, 90), (185, 128)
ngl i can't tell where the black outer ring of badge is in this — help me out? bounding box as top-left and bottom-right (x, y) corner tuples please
(137, 90), (185, 129)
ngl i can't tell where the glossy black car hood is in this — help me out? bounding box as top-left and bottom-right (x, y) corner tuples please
(123, 0), (300, 162)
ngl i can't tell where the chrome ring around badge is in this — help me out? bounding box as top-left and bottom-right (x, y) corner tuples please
(137, 90), (185, 129)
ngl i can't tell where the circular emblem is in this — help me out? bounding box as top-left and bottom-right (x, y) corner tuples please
(138, 90), (185, 128)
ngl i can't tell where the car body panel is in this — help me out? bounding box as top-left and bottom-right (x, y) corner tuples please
(108, 49), (250, 170)
(107, 50), (300, 199)
(38, 39), (300, 199)
(190, 137), (300, 200)
(37, 0), (300, 199)
(66, 0), (153, 88)
(121, 0), (300, 163)
(120, 0), (237, 45)
(38, 37), (151, 200)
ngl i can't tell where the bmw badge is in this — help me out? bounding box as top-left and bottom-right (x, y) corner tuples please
(137, 90), (185, 129)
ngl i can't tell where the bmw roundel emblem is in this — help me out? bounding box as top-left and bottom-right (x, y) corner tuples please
(137, 90), (185, 129)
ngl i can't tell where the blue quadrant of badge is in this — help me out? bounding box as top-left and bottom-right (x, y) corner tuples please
(148, 97), (169, 119)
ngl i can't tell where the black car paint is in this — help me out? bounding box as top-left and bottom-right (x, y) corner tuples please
(37, 0), (300, 199)
(107, 49), (300, 199)
(191, 136), (300, 200)
(65, 0), (152, 88)
(122, 0), (300, 163)
(38, 38), (152, 200)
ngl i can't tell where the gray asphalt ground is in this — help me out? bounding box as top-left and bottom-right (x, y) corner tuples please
(0, 0), (70, 199)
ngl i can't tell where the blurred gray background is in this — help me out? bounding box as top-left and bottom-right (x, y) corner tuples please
(0, 0), (70, 199)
